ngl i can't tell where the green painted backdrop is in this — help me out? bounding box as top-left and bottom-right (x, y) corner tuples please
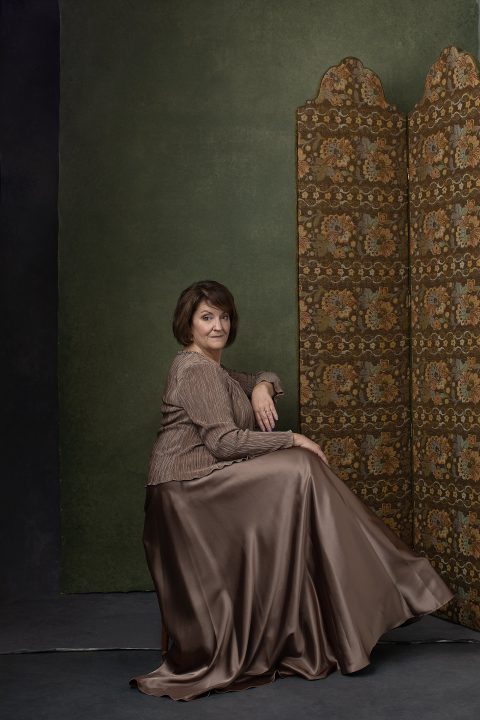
(59, 0), (478, 591)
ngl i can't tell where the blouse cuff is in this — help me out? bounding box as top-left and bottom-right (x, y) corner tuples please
(254, 371), (285, 399)
(285, 429), (294, 447)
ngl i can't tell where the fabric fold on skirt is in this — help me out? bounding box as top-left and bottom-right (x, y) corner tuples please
(130, 447), (455, 701)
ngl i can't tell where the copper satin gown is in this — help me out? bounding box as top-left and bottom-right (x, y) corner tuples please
(130, 446), (455, 701)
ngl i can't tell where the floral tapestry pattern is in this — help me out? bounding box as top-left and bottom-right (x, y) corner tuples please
(298, 48), (480, 631)
(409, 46), (480, 631)
(297, 57), (412, 542)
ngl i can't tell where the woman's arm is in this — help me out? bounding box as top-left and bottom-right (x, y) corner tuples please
(222, 367), (285, 400)
(177, 362), (293, 460)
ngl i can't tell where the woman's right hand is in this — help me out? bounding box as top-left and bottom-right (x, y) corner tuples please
(292, 433), (330, 466)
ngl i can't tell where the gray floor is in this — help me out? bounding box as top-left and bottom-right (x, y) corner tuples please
(1, 593), (480, 719)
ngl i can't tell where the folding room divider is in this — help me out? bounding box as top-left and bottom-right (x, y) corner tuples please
(297, 46), (480, 631)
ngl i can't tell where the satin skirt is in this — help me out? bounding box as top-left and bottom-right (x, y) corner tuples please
(130, 447), (455, 701)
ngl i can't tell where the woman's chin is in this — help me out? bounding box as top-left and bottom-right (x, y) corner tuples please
(209, 339), (227, 347)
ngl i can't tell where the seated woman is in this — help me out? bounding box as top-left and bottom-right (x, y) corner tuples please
(130, 279), (455, 702)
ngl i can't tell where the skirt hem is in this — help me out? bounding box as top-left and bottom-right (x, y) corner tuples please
(129, 591), (455, 702)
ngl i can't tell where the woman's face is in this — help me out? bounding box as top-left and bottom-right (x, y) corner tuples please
(187, 300), (231, 358)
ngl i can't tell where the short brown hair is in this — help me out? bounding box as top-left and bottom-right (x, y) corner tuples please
(172, 280), (239, 347)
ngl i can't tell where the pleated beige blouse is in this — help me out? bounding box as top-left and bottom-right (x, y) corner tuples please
(147, 350), (295, 484)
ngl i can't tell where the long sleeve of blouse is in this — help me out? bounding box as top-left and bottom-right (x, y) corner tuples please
(146, 351), (294, 484)
(177, 360), (293, 461)
(222, 367), (285, 400)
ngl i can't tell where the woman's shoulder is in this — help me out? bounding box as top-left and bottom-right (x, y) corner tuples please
(172, 351), (226, 381)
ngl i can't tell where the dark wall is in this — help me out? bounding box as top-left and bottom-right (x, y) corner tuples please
(1, 0), (60, 601)
(1, 0), (477, 599)
(58, 0), (478, 592)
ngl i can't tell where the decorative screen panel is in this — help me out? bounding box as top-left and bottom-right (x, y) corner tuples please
(297, 58), (412, 543)
(298, 48), (480, 631)
(408, 47), (480, 630)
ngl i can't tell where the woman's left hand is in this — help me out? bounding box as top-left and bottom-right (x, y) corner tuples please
(251, 382), (278, 431)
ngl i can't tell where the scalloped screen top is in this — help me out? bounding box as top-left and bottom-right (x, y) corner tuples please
(311, 49), (480, 114)
(313, 57), (397, 112)
(412, 46), (480, 110)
